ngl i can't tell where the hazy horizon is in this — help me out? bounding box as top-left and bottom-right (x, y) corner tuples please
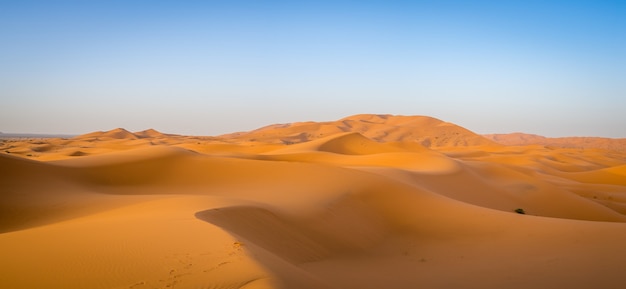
(1, 113), (626, 140)
(2, 1), (624, 137)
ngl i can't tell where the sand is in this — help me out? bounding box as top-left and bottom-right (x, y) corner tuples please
(484, 132), (626, 153)
(1, 114), (626, 289)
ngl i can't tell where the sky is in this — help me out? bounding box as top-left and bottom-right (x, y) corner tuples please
(1, 0), (624, 137)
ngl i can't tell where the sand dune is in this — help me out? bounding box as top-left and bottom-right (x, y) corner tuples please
(485, 132), (626, 152)
(133, 128), (171, 139)
(75, 128), (174, 141)
(222, 114), (498, 147)
(74, 128), (138, 140)
(267, 132), (411, 155)
(2, 114), (626, 289)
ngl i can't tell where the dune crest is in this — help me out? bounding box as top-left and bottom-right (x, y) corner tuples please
(268, 132), (409, 155)
(2, 114), (626, 288)
(221, 114), (497, 147)
(485, 132), (626, 152)
(134, 128), (168, 138)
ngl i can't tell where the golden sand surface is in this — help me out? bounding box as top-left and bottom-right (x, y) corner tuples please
(2, 114), (626, 289)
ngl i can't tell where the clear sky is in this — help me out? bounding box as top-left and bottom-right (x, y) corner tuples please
(1, 0), (624, 137)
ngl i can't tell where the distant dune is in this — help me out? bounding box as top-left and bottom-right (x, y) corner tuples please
(74, 128), (174, 140)
(134, 128), (170, 139)
(75, 128), (139, 140)
(485, 132), (626, 152)
(2, 114), (626, 289)
(222, 114), (498, 147)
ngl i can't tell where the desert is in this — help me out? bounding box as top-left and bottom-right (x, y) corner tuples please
(1, 114), (626, 289)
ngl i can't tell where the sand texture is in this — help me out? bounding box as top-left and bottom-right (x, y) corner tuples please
(2, 114), (626, 289)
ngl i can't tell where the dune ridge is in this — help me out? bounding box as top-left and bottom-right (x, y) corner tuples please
(221, 114), (498, 147)
(2, 114), (626, 289)
(485, 132), (626, 152)
(74, 128), (175, 140)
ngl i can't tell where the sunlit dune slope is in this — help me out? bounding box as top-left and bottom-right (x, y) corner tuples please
(2, 114), (626, 289)
(75, 128), (139, 140)
(267, 132), (411, 155)
(133, 128), (172, 139)
(222, 114), (498, 147)
(74, 128), (175, 140)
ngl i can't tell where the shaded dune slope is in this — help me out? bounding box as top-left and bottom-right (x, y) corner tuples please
(0, 154), (145, 233)
(195, 179), (626, 289)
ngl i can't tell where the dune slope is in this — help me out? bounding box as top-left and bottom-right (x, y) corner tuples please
(222, 114), (498, 147)
(484, 132), (626, 152)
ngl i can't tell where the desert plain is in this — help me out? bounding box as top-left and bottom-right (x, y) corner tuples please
(1, 114), (626, 289)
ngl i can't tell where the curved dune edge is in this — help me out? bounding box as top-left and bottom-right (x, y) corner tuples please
(195, 186), (626, 289)
(267, 132), (413, 155)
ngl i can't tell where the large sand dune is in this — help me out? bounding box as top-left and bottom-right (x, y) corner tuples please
(2, 114), (626, 289)
(222, 114), (498, 147)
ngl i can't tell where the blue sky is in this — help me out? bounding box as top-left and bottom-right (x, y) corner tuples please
(1, 0), (624, 137)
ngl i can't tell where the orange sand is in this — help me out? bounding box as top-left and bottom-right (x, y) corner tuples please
(1, 114), (626, 289)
